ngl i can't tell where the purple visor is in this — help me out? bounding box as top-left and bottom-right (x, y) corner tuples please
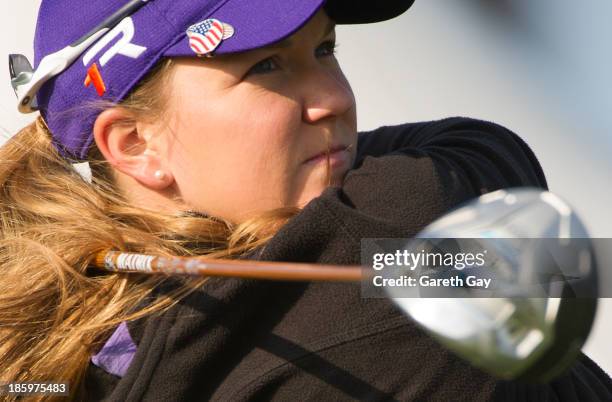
(32, 0), (414, 161)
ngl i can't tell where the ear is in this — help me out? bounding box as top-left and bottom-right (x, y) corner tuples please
(92, 108), (174, 190)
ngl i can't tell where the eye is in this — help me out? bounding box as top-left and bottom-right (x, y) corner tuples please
(246, 57), (279, 76)
(244, 40), (339, 78)
(316, 40), (339, 58)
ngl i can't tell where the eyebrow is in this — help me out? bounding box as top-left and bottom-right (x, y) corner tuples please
(267, 20), (336, 50)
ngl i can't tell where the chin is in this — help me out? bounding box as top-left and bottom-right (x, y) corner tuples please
(295, 182), (340, 208)
(295, 189), (322, 208)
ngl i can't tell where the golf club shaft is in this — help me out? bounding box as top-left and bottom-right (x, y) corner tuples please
(95, 249), (365, 282)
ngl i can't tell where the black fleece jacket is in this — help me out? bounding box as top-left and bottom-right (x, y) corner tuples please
(84, 117), (612, 401)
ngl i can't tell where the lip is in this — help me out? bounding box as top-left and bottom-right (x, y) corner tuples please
(303, 145), (351, 168)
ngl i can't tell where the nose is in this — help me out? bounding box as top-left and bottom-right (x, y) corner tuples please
(301, 66), (355, 124)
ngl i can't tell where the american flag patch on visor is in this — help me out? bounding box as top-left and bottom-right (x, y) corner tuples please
(186, 18), (235, 56)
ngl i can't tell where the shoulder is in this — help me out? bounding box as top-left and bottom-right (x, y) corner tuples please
(356, 116), (540, 160)
(355, 116), (548, 188)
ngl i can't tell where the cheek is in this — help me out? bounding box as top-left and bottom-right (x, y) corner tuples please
(192, 93), (300, 172)
(165, 92), (303, 217)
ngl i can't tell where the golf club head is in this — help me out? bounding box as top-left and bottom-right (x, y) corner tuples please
(384, 188), (598, 382)
(9, 54), (35, 106)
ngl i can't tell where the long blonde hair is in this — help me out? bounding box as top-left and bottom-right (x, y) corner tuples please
(0, 59), (302, 400)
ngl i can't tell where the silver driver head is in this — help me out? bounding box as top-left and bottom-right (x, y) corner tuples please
(384, 188), (598, 382)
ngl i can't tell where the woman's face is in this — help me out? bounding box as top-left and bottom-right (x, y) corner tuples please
(157, 9), (357, 223)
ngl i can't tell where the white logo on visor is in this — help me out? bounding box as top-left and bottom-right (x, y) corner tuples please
(83, 17), (147, 67)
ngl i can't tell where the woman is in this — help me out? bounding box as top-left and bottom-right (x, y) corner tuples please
(1, 0), (610, 400)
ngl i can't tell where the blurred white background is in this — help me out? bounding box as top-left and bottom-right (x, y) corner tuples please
(1, 1), (610, 375)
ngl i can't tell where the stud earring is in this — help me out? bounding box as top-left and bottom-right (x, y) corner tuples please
(154, 170), (166, 181)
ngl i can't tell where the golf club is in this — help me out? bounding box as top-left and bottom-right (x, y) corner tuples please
(93, 187), (599, 382)
(385, 188), (598, 382)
